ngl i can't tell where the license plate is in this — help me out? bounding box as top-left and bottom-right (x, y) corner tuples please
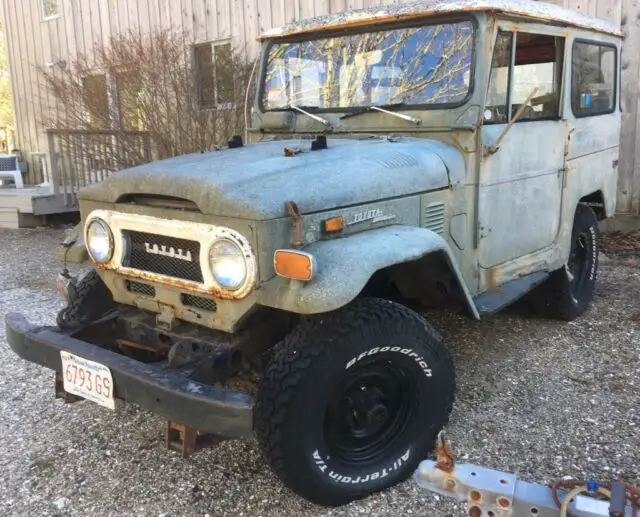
(60, 352), (115, 409)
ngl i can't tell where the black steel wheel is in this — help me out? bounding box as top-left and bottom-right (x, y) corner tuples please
(324, 356), (418, 465)
(254, 298), (455, 506)
(532, 204), (599, 320)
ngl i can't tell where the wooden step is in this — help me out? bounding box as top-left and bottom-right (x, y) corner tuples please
(0, 207), (20, 229)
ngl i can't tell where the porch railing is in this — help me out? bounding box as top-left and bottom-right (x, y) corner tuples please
(46, 129), (152, 207)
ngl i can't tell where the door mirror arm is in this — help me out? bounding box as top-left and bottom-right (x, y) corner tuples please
(483, 87), (539, 157)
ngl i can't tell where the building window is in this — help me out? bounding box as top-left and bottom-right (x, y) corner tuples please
(194, 41), (234, 109)
(39, 0), (59, 20)
(82, 74), (110, 129)
(572, 41), (617, 117)
(485, 31), (564, 124)
(116, 72), (144, 130)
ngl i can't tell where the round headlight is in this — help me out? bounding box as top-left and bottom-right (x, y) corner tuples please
(209, 239), (247, 290)
(86, 219), (114, 264)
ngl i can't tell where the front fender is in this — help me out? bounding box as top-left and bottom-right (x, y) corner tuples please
(256, 225), (479, 319)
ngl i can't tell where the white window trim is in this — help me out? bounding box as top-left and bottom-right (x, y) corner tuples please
(193, 39), (235, 111)
(39, 0), (61, 22)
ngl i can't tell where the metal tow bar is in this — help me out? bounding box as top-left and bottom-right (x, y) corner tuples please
(413, 433), (639, 517)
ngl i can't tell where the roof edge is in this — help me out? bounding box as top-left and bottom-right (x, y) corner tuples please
(258, 1), (623, 41)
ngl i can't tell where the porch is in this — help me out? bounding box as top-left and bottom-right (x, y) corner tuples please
(0, 129), (152, 229)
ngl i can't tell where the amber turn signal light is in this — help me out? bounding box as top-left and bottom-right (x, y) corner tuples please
(274, 250), (316, 281)
(323, 216), (344, 233)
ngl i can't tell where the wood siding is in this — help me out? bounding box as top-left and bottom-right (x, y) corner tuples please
(2, 0), (638, 214)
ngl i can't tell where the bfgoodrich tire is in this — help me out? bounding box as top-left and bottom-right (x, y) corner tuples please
(533, 204), (599, 321)
(254, 298), (455, 506)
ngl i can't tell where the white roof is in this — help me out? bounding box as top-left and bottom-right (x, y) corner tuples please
(259, 0), (622, 39)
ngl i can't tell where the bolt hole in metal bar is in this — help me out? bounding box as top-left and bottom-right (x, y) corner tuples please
(415, 460), (633, 517)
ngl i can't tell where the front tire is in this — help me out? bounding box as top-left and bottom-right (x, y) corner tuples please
(254, 298), (455, 506)
(532, 204), (599, 320)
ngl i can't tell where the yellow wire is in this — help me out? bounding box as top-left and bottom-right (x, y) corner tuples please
(560, 485), (613, 517)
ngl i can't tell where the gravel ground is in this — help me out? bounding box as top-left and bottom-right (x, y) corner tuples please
(0, 227), (638, 517)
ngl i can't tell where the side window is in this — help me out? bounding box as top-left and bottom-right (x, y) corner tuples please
(572, 41), (616, 117)
(485, 31), (564, 123)
(485, 31), (513, 124)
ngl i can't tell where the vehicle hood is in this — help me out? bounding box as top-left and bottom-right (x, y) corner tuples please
(78, 137), (464, 220)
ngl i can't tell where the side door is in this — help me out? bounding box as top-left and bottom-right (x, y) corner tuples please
(478, 27), (568, 275)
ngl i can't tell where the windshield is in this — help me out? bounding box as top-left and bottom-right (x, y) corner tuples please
(262, 20), (474, 111)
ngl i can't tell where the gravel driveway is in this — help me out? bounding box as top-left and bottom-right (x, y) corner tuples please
(1, 228), (638, 517)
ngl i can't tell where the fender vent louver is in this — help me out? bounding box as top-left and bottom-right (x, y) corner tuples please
(423, 202), (446, 236)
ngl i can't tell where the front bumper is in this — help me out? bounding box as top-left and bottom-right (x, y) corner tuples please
(4, 313), (254, 438)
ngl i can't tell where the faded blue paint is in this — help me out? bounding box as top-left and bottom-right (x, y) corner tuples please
(257, 224), (480, 319)
(79, 137), (465, 219)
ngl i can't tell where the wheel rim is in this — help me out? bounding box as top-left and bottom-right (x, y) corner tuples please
(567, 230), (591, 300)
(323, 355), (418, 464)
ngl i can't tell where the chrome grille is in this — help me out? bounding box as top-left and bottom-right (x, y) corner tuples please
(182, 293), (217, 312)
(122, 230), (203, 283)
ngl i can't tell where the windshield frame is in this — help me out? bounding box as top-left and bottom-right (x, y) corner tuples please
(257, 14), (478, 115)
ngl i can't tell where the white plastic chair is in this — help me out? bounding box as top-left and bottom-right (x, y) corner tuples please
(0, 154), (24, 188)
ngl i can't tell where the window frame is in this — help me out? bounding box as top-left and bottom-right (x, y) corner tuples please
(570, 38), (618, 119)
(258, 14), (478, 114)
(39, 0), (60, 21)
(193, 39), (234, 111)
(485, 30), (565, 125)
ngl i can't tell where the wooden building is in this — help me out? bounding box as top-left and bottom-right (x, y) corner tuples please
(1, 0), (638, 222)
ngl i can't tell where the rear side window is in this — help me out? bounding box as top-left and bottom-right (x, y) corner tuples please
(572, 41), (617, 117)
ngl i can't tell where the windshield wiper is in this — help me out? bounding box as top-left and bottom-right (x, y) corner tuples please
(286, 105), (332, 129)
(340, 103), (421, 126)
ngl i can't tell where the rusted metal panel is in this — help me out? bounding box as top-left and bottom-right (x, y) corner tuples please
(259, 0), (622, 40)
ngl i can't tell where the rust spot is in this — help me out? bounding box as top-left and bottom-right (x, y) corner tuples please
(445, 478), (457, 491)
(96, 263), (246, 300)
(116, 338), (169, 355)
(498, 497), (511, 508)
(285, 200), (304, 248)
(468, 506), (482, 517)
(435, 433), (456, 473)
(485, 266), (500, 290)
(165, 421), (227, 458)
(469, 490), (482, 502)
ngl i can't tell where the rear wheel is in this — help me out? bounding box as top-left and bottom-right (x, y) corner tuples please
(254, 298), (455, 506)
(532, 204), (599, 320)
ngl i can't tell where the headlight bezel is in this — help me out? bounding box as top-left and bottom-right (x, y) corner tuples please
(85, 217), (115, 264)
(208, 238), (249, 292)
(81, 210), (259, 299)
